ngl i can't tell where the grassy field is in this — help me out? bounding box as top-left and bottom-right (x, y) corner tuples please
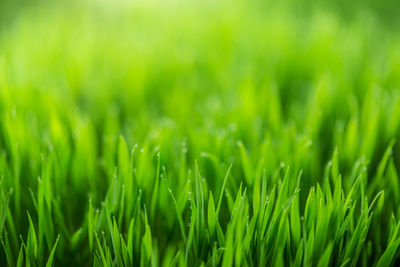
(1, 0), (400, 266)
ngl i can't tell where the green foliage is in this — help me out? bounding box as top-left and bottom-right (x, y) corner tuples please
(0, 0), (400, 266)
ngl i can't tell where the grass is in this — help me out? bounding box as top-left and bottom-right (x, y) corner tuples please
(1, 0), (400, 266)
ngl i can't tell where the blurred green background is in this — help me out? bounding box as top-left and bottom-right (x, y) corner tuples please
(1, 0), (400, 169)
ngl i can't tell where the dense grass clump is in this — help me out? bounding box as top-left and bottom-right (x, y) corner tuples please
(1, 0), (400, 266)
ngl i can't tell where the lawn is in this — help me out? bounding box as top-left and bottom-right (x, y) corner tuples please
(0, 0), (400, 266)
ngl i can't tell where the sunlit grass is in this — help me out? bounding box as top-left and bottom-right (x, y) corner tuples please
(0, 0), (400, 266)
